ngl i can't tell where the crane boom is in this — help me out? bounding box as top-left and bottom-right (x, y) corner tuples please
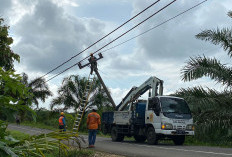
(116, 76), (163, 111)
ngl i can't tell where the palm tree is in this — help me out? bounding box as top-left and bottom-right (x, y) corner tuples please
(21, 73), (53, 108)
(18, 73), (52, 122)
(176, 11), (232, 141)
(50, 75), (111, 111)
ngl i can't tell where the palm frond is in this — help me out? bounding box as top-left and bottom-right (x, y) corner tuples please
(29, 78), (48, 90)
(20, 73), (52, 109)
(50, 97), (65, 110)
(176, 87), (217, 110)
(228, 11), (232, 18)
(11, 131), (82, 156)
(196, 28), (232, 57)
(51, 75), (110, 111)
(33, 90), (53, 102)
(181, 56), (232, 87)
(174, 86), (232, 131)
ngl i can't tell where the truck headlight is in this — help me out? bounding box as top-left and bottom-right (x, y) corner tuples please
(161, 123), (173, 130)
(186, 124), (194, 131)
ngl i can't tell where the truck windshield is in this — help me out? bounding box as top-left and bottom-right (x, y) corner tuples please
(160, 97), (191, 115)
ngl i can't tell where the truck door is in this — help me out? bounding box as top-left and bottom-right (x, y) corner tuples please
(145, 97), (161, 129)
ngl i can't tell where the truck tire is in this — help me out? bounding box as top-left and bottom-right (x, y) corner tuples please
(173, 135), (185, 145)
(111, 126), (124, 142)
(134, 135), (146, 143)
(146, 127), (157, 145)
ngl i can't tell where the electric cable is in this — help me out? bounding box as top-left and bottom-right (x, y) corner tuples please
(45, 0), (176, 83)
(45, 0), (207, 83)
(98, 69), (125, 87)
(41, 0), (161, 79)
(100, 0), (208, 54)
(77, 0), (177, 64)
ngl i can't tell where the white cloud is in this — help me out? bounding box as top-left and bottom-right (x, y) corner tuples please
(52, 0), (79, 7)
(11, 0), (110, 74)
(109, 87), (130, 105)
(6, 0), (36, 25)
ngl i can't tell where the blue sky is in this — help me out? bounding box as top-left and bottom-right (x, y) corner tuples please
(1, 0), (231, 109)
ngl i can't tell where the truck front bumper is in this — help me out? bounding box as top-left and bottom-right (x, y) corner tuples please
(156, 129), (194, 135)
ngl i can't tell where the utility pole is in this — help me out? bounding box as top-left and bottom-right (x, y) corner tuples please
(78, 53), (116, 109)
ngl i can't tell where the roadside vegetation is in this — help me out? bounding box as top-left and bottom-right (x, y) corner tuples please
(8, 130), (30, 141)
(174, 11), (232, 146)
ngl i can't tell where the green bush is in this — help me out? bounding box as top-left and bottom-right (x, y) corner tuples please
(8, 130), (30, 141)
(22, 109), (75, 131)
(0, 120), (7, 139)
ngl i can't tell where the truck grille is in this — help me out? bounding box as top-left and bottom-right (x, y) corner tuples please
(173, 125), (185, 130)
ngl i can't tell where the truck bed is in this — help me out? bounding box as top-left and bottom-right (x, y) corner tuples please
(102, 102), (146, 125)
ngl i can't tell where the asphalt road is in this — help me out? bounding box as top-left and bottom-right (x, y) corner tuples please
(7, 124), (232, 157)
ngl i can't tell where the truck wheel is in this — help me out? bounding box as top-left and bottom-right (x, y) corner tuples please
(146, 127), (157, 145)
(173, 135), (185, 145)
(134, 135), (146, 143)
(111, 126), (124, 142)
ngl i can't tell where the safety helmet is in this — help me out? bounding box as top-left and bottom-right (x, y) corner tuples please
(92, 106), (98, 111)
(60, 112), (64, 116)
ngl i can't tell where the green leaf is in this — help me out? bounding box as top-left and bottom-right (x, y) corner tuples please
(0, 141), (18, 157)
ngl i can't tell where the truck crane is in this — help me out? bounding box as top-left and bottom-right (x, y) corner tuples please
(102, 76), (194, 145)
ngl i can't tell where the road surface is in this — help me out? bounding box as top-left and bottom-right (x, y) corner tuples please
(7, 124), (232, 157)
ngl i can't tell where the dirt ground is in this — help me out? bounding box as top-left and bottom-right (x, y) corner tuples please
(94, 151), (125, 157)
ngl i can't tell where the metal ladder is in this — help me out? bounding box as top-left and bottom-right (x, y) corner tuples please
(72, 75), (95, 135)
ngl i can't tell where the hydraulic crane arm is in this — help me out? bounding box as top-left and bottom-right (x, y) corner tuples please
(117, 76), (163, 111)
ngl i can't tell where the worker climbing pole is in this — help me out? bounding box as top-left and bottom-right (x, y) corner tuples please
(78, 53), (116, 109)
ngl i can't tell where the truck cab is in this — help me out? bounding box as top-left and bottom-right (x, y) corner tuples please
(145, 96), (194, 145)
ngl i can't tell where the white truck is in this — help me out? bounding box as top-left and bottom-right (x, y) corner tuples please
(102, 76), (194, 145)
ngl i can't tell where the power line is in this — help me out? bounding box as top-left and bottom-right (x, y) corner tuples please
(45, 0), (207, 83)
(77, 0), (177, 64)
(41, 0), (161, 79)
(45, 0), (176, 83)
(45, 63), (79, 83)
(100, 0), (208, 54)
(98, 69), (125, 87)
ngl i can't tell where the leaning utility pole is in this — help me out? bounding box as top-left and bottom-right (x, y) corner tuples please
(78, 53), (116, 109)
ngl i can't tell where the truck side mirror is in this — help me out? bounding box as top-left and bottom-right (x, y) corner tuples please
(153, 99), (160, 116)
(154, 106), (160, 116)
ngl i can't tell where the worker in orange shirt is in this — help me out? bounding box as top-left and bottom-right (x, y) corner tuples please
(87, 106), (101, 148)
(59, 112), (66, 132)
